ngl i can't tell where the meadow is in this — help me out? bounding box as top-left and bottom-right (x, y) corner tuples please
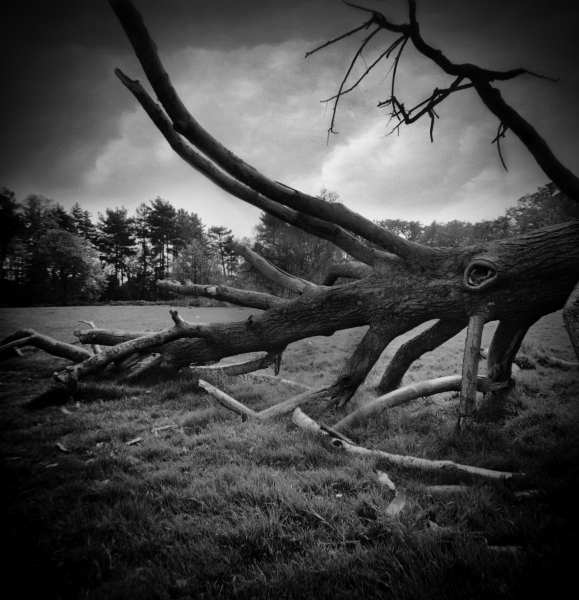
(1, 305), (578, 599)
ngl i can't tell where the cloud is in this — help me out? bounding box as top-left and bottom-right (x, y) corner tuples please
(1, 0), (577, 242)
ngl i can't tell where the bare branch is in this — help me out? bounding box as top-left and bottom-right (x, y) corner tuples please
(114, 69), (387, 267)
(233, 244), (317, 295)
(157, 279), (285, 310)
(378, 318), (468, 393)
(325, 25), (383, 138)
(110, 0), (437, 260)
(294, 408), (519, 480)
(321, 35), (406, 104)
(316, 0), (579, 200)
(305, 19), (373, 58)
(54, 310), (212, 385)
(191, 351), (284, 379)
(334, 374), (508, 432)
(198, 380), (259, 420)
(491, 122), (509, 171)
(0, 329), (92, 363)
(75, 328), (153, 346)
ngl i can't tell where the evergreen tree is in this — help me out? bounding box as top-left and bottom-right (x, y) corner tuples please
(96, 207), (136, 294)
(147, 197), (177, 281)
(208, 225), (237, 279)
(70, 203), (97, 242)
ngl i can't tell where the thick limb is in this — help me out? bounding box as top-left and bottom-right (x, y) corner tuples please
(377, 318), (467, 393)
(330, 322), (409, 407)
(157, 279), (285, 310)
(323, 261), (374, 286)
(478, 318), (538, 420)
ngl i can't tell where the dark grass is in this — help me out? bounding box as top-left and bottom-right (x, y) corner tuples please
(1, 310), (578, 599)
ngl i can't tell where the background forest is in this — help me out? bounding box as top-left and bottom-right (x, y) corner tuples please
(1, 183), (577, 306)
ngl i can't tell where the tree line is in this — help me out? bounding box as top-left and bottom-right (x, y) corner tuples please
(0, 183), (575, 306)
(0, 192), (237, 305)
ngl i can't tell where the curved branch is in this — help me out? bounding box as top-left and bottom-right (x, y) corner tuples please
(333, 374), (507, 432)
(114, 68), (385, 267)
(109, 0), (439, 261)
(190, 351), (283, 379)
(377, 318), (467, 393)
(232, 244), (316, 295)
(330, 322), (409, 407)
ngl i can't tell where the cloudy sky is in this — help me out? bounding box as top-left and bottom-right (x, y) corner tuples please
(1, 0), (577, 239)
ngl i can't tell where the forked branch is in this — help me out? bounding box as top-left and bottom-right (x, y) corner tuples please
(318, 0), (579, 200)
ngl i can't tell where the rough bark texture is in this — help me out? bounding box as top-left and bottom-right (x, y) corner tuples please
(477, 320), (536, 420)
(378, 319), (467, 393)
(457, 315), (486, 429)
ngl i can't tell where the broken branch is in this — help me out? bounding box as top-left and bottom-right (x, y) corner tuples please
(294, 407), (519, 480)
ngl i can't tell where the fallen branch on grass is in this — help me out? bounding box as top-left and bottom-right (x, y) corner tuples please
(480, 347), (579, 370)
(333, 374), (509, 432)
(197, 379), (330, 420)
(293, 407), (520, 480)
(245, 372), (311, 390)
(0, 329), (92, 363)
(191, 350), (283, 379)
(197, 380), (259, 420)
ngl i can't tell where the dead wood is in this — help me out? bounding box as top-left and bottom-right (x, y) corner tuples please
(293, 408), (520, 480)
(197, 380), (259, 421)
(457, 314), (486, 430)
(333, 375), (508, 432)
(0, 329), (92, 364)
(196, 378), (331, 421)
(190, 351), (283, 379)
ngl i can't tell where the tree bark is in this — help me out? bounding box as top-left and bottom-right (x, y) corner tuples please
(478, 319), (536, 421)
(457, 314), (486, 430)
(0, 329), (92, 363)
(378, 319), (467, 393)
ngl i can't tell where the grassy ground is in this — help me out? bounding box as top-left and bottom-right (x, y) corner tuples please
(1, 307), (578, 599)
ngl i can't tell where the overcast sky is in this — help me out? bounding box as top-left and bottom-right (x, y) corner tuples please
(1, 0), (577, 239)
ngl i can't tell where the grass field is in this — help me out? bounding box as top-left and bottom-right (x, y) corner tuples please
(1, 306), (578, 599)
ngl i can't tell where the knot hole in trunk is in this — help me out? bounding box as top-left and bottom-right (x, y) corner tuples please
(463, 259), (498, 292)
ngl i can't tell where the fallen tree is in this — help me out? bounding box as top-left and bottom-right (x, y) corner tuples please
(1, 0), (578, 432)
